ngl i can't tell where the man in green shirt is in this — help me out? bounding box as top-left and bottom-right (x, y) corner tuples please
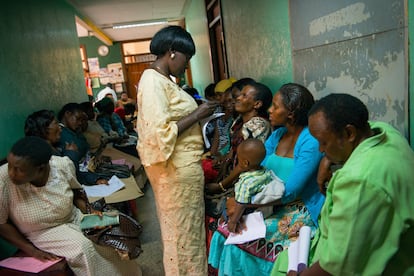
(287, 93), (414, 275)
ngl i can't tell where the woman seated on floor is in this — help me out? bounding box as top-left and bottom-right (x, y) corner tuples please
(25, 109), (107, 185)
(208, 83), (325, 275)
(0, 136), (142, 275)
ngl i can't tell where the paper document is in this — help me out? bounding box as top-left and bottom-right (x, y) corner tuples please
(83, 175), (125, 197)
(288, 226), (311, 273)
(224, 211), (266, 245)
(200, 113), (225, 149)
(0, 257), (63, 273)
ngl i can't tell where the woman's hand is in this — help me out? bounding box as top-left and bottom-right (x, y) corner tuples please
(95, 178), (109, 185)
(26, 246), (60, 261)
(193, 101), (219, 120)
(227, 217), (246, 234)
(317, 156), (332, 195)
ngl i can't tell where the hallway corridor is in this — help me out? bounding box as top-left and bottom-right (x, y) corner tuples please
(135, 183), (164, 275)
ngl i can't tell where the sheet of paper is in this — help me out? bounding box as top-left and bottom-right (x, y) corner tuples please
(200, 112), (225, 149)
(224, 211), (266, 245)
(288, 239), (300, 272)
(287, 225), (311, 272)
(83, 175), (125, 197)
(297, 226), (311, 272)
(0, 257), (63, 273)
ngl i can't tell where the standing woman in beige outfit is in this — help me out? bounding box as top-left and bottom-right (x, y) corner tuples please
(136, 25), (217, 275)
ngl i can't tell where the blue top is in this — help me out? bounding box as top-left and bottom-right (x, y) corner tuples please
(97, 113), (127, 137)
(262, 126), (325, 225)
(57, 126), (103, 185)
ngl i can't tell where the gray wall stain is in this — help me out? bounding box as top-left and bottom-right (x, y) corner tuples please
(290, 0), (407, 136)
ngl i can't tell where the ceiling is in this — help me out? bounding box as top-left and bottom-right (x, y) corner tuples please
(68, 0), (189, 44)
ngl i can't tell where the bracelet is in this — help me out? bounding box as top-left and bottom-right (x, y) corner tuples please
(218, 181), (226, 192)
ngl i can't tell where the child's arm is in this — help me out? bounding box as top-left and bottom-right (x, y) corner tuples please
(227, 201), (247, 233)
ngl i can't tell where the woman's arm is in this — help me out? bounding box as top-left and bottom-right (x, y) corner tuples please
(0, 223), (59, 261)
(205, 162), (244, 193)
(282, 130), (323, 203)
(227, 202), (246, 233)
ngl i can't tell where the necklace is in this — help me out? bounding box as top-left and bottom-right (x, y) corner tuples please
(153, 65), (175, 83)
(154, 65), (168, 77)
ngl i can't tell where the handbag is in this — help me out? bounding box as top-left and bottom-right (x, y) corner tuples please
(82, 212), (143, 260)
(205, 188), (234, 219)
(88, 154), (131, 179)
(94, 163), (131, 179)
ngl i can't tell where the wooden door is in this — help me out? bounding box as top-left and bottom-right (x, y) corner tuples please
(125, 62), (151, 100)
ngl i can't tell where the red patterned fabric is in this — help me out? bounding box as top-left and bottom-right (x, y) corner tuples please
(216, 222), (284, 263)
(202, 159), (219, 183)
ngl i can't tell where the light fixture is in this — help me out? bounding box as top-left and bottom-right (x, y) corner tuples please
(113, 20), (167, 29)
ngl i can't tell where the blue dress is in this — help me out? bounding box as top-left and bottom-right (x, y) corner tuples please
(208, 127), (325, 276)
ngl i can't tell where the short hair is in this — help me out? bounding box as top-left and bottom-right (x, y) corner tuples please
(232, 77), (256, 91)
(238, 138), (266, 166)
(278, 83), (315, 126)
(10, 136), (52, 166)
(123, 103), (136, 115)
(250, 82), (273, 118)
(308, 93), (370, 134)
(150, 25), (196, 57)
(79, 101), (95, 120)
(204, 83), (216, 98)
(57, 103), (83, 121)
(95, 97), (115, 114)
(24, 110), (56, 138)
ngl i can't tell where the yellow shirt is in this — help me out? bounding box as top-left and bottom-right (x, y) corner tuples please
(136, 69), (204, 167)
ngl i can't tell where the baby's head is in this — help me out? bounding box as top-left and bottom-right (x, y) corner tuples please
(236, 138), (266, 171)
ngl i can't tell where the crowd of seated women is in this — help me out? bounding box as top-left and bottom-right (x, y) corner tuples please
(199, 78), (414, 276)
(200, 80), (323, 275)
(0, 95), (143, 275)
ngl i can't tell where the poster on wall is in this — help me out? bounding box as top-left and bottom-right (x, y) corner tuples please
(87, 57), (100, 78)
(107, 63), (125, 83)
(99, 68), (111, 85)
(91, 77), (100, 88)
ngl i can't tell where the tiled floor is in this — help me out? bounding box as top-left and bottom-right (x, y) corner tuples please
(135, 183), (165, 276)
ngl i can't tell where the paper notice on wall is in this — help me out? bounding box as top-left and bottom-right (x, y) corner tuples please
(107, 62), (124, 83)
(87, 57), (100, 78)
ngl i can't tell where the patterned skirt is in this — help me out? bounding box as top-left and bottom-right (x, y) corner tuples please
(208, 200), (316, 275)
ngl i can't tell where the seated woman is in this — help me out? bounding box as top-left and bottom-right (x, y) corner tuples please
(208, 83), (325, 275)
(25, 108), (107, 185)
(95, 97), (139, 158)
(206, 80), (273, 193)
(79, 101), (120, 152)
(0, 136), (142, 275)
(57, 102), (90, 160)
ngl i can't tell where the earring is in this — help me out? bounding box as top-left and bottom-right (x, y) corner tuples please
(170, 53), (175, 59)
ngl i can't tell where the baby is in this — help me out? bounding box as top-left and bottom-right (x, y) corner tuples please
(227, 138), (285, 233)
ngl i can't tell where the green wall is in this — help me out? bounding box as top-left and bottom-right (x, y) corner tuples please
(78, 36), (123, 98)
(185, 0), (214, 95)
(410, 0), (414, 148)
(0, 0), (87, 157)
(221, 0), (293, 93)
